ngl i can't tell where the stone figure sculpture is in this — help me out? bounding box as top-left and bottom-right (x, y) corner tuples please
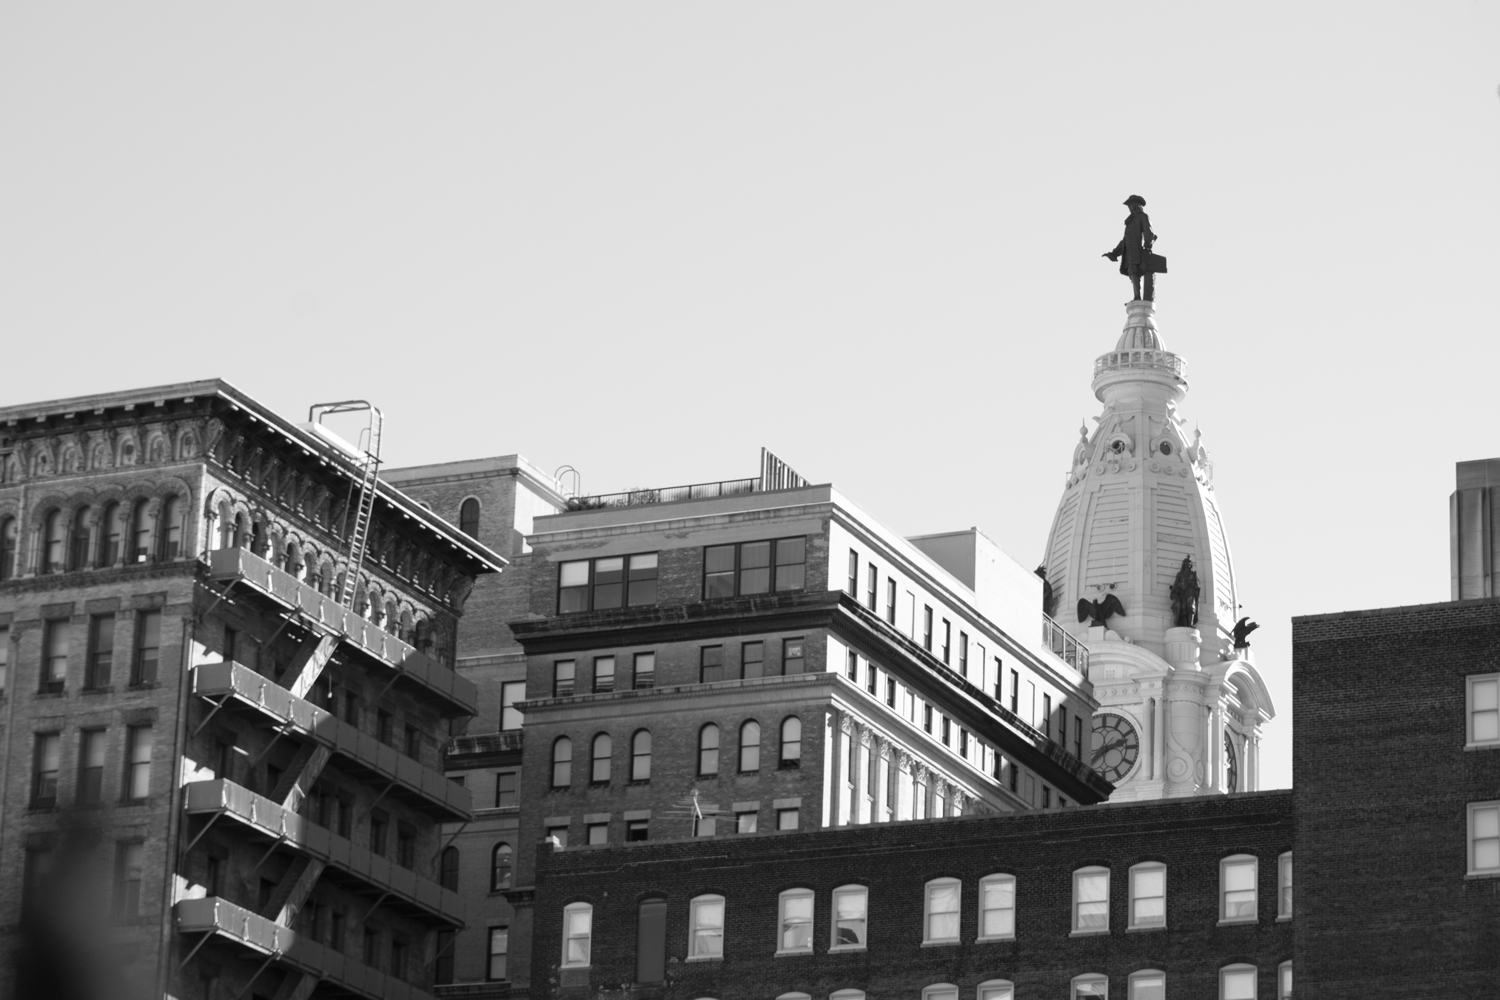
(1077, 592), (1125, 628)
(1036, 565), (1057, 617)
(1232, 617), (1260, 649)
(1103, 195), (1167, 301)
(1169, 556), (1200, 628)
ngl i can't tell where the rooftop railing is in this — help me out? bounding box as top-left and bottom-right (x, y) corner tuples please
(1042, 614), (1090, 679)
(566, 476), (760, 511)
(1093, 349), (1186, 382)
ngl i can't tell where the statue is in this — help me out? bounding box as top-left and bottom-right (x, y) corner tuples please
(1077, 592), (1125, 628)
(1232, 617), (1260, 649)
(1103, 195), (1167, 301)
(1169, 556), (1200, 628)
(1036, 565), (1057, 617)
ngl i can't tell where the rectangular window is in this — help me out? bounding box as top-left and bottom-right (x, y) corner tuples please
(830, 886), (867, 949)
(626, 819), (648, 842)
(86, 614), (115, 689)
(558, 554), (660, 612)
(782, 639), (805, 676)
(886, 579), (897, 624)
(1043, 694), (1053, 739)
(958, 631), (968, 677)
(370, 813), (388, 856)
(703, 538), (807, 598)
(1073, 868), (1109, 932)
(776, 808), (799, 830)
(941, 715), (951, 746)
(1468, 801), (1500, 876)
(690, 895), (725, 958)
(736, 810), (758, 833)
(848, 550), (859, 596)
(700, 646), (724, 684)
(1468, 673), (1500, 747)
(886, 677), (896, 708)
(404, 725), (420, 760)
(925, 880), (960, 943)
(632, 652), (655, 690)
(495, 771), (518, 809)
(390, 939), (408, 981)
(1277, 852), (1292, 918)
(923, 703), (933, 734)
(1221, 856), (1259, 921)
(923, 607), (933, 651)
(587, 823), (608, 845)
(1010, 671), (1019, 713)
(867, 662), (877, 695)
(0, 625), (8, 694)
(592, 557), (624, 610)
(593, 656), (616, 693)
(132, 611), (161, 685)
(396, 825), (415, 868)
(1221, 966), (1257, 1000)
(979, 874), (1016, 940)
(329, 909), (345, 953)
(942, 620), (951, 664)
(637, 899), (667, 982)
(124, 725), (153, 801)
(867, 565), (878, 610)
(78, 728), (106, 805)
(500, 681), (524, 731)
(553, 659), (576, 697)
(32, 732), (60, 806)
(115, 841), (144, 916)
(377, 710), (393, 745)
(42, 620), (68, 693)
(1130, 973), (1166, 1000)
(744, 641), (768, 680)
(547, 825), (570, 847)
(846, 649), (858, 682)
(1130, 864), (1166, 928)
(628, 553), (659, 606)
(1042, 786), (1052, 809)
(1074, 715), (1084, 759)
(488, 927), (509, 981)
(363, 928), (380, 968)
(778, 890), (813, 953)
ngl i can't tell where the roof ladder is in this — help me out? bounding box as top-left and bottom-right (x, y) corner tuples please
(307, 400), (384, 609)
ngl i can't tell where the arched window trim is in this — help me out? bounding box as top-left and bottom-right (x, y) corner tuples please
(831, 991), (867, 1000)
(739, 719), (761, 773)
(698, 723), (720, 777)
(490, 842), (513, 891)
(687, 893), (725, 960)
(1072, 865), (1110, 934)
(68, 506), (91, 571)
(779, 715), (802, 768)
(1218, 962), (1258, 1000)
(976, 980), (1015, 1000)
(1128, 861), (1166, 930)
(922, 877), (961, 945)
(829, 883), (868, 952)
(976, 872), (1016, 942)
(0, 516), (17, 581)
(1277, 960), (1292, 1000)
(551, 736), (573, 789)
(1220, 853), (1259, 924)
(921, 985), (959, 1000)
(1070, 972), (1109, 999)
(42, 508), (64, 573)
(776, 887), (814, 955)
(459, 497), (481, 539)
(561, 901), (592, 968)
(1127, 968), (1165, 1000)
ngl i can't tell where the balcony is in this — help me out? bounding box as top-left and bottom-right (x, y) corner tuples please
(1042, 614), (1090, 679)
(1092, 348), (1186, 384)
(207, 547), (477, 716)
(193, 660), (472, 821)
(176, 896), (437, 1000)
(184, 779), (466, 926)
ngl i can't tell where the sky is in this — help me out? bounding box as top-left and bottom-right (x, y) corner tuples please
(3, 3), (1499, 789)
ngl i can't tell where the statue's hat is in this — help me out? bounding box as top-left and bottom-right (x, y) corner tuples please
(1123, 194), (1146, 208)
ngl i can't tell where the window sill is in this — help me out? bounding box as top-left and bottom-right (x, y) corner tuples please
(627, 779), (651, 787)
(1217, 918), (1257, 927)
(36, 690), (64, 698)
(974, 935), (1015, 944)
(920, 940), (959, 948)
(773, 950), (814, 958)
(827, 946), (866, 954)
(1126, 924), (1166, 933)
(1276, 915), (1292, 922)
(82, 687), (114, 696)
(1069, 929), (1110, 938)
(778, 762), (801, 771)
(685, 955), (722, 963)
(1464, 870), (1500, 880)
(696, 774), (718, 781)
(1464, 742), (1500, 751)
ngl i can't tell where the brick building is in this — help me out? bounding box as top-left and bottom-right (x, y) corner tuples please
(0, 382), (504, 1000)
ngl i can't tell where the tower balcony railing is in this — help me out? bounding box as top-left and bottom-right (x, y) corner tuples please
(206, 547), (477, 716)
(1092, 349), (1186, 383)
(193, 660), (472, 821)
(175, 896), (437, 1000)
(184, 779), (466, 926)
(1042, 614), (1090, 679)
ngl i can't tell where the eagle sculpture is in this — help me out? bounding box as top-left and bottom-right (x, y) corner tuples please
(1232, 617), (1260, 649)
(1077, 593), (1126, 628)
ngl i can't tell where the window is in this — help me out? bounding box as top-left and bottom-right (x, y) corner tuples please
(867, 662), (878, 695)
(631, 729), (652, 781)
(942, 716), (951, 746)
(1219, 964), (1257, 1000)
(32, 732), (60, 806)
(689, 894), (725, 959)
(698, 724), (720, 775)
(553, 660), (576, 697)
(777, 807), (799, 830)
(404, 725), (421, 760)
(501, 681), (524, 731)
(1277, 852), (1292, 918)
(551, 737), (572, 788)
(495, 771), (518, 808)
(978, 874), (1015, 940)
(0, 516), (16, 579)
(626, 819), (648, 841)
(633, 652), (655, 689)
(124, 725), (153, 800)
(130, 501), (154, 562)
(779, 716), (802, 767)
(587, 822), (608, 845)
(846, 649), (858, 682)
(703, 537), (806, 598)
(1129, 972), (1164, 1000)
(593, 656), (615, 693)
(924, 878), (960, 943)
(1129, 863), (1166, 929)
(591, 734), (612, 783)
(1009, 671), (1019, 713)
(78, 728), (106, 805)
(132, 610), (161, 685)
(370, 812), (388, 856)
(459, 498), (480, 538)
(830, 885), (867, 950)
(736, 810), (758, 833)
(1468, 801), (1500, 875)
(115, 841), (144, 916)
(1043, 694), (1052, 739)
(68, 507), (91, 571)
(777, 889), (813, 953)
(41, 619), (68, 693)
(923, 987), (958, 1000)
(958, 631), (968, 676)
(439, 847), (459, 891)
(886, 578), (896, 624)
(558, 553), (659, 612)
(396, 825), (415, 868)
(390, 938), (408, 981)
(1277, 962), (1292, 1000)
(490, 843), (512, 890)
(1468, 673), (1499, 747)
(434, 929), (455, 985)
(1074, 715), (1084, 759)
(377, 710), (393, 745)
(1073, 866), (1109, 933)
(42, 509), (64, 572)
(1072, 975), (1108, 999)
(782, 638), (805, 675)
(1220, 854), (1258, 922)
(923, 704), (933, 734)
(742, 641), (764, 679)
(83, 614), (114, 689)
(978, 981), (1015, 1000)
(867, 564), (878, 610)
(923, 607), (933, 651)
(848, 550), (859, 595)
(942, 620), (951, 663)
(363, 927), (379, 968)
(739, 720), (761, 772)
(636, 899), (667, 982)
(700, 645), (724, 683)
(162, 496), (183, 559)
(886, 677), (896, 708)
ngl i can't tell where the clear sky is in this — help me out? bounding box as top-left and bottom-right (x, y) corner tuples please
(4, 3), (1498, 788)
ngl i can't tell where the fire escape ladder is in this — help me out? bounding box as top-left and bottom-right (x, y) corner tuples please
(284, 633), (339, 702)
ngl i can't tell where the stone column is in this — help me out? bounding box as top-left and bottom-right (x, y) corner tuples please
(1153, 693), (1166, 782)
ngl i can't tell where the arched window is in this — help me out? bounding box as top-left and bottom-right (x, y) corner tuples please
(551, 737), (573, 788)
(739, 720), (761, 772)
(1071, 974), (1108, 999)
(284, 541), (301, 580)
(830, 884), (868, 950)
(1219, 964), (1257, 1000)
(561, 902), (592, 967)
(43, 509), (64, 572)
(385, 600), (398, 635)
(1128, 970), (1165, 1000)
(777, 888), (814, 954)
(161, 496), (183, 559)
(0, 517), (16, 580)
(234, 512), (248, 549)
(100, 502), (122, 565)
(69, 507), (91, 571)
(831, 992), (867, 1000)
(977, 980), (1015, 1000)
(490, 842), (512, 890)
(459, 498), (481, 538)
(688, 893), (725, 958)
(130, 501), (154, 563)
(1277, 961), (1292, 1000)
(1220, 854), (1258, 922)
(978, 873), (1016, 941)
(1073, 865), (1110, 932)
(780, 716), (802, 767)
(216, 502), (233, 549)
(591, 733), (612, 783)
(439, 846), (459, 891)
(631, 730), (652, 781)
(1129, 862), (1166, 929)
(922, 985), (959, 1000)
(698, 724), (720, 776)
(923, 877), (960, 944)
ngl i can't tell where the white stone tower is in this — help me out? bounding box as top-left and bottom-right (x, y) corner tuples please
(1041, 300), (1273, 799)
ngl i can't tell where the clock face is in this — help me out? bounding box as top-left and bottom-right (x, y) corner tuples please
(1090, 713), (1141, 783)
(1224, 732), (1239, 792)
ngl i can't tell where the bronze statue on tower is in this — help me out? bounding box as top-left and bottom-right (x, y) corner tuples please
(1103, 195), (1167, 301)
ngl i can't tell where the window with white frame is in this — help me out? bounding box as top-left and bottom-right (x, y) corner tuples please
(831, 991), (866, 1000)
(1220, 855), (1258, 922)
(1128, 862), (1165, 929)
(830, 885), (867, 950)
(1277, 962), (1291, 999)
(977, 981), (1014, 1000)
(1277, 852), (1292, 918)
(1468, 673), (1499, 747)
(561, 902), (592, 967)
(1072, 974), (1108, 998)
(1469, 800), (1500, 876)
(777, 888), (813, 954)
(922, 986), (958, 1000)
(688, 894), (725, 959)
(1128, 970), (1164, 1000)
(977, 874), (1015, 940)
(1073, 866), (1110, 933)
(1219, 963), (1257, 999)
(923, 878), (960, 944)
(775, 994), (812, 1000)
